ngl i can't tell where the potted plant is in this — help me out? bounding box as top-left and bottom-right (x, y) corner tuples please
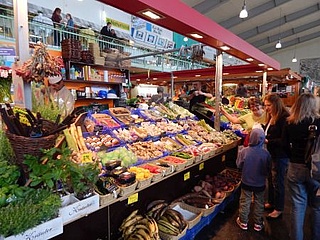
(0, 188), (62, 239)
(24, 144), (100, 197)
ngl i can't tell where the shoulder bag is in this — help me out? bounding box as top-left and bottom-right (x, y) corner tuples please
(305, 125), (320, 181)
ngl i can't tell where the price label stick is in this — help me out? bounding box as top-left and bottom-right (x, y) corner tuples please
(199, 162), (204, 171)
(81, 152), (93, 163)
(128, 193), (138, 205)
(184, 172), (190, 181)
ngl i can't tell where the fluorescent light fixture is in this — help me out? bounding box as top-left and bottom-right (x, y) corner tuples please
(239, 0), (248, 19)
(141, 10), (162, 20)
(220, 46), (230, 51)
(190, 33), (203, 39)
(246, 58), (254, 61)
(275, 39), (282, 49)
(267, 68), (273, 71)
(173, 76), (178, 79)
(195, 74), (201, 77)
(223, 73), (230, 75)
(152, 78), (158, 80)
(292, 57), (297, 63)
(183, 37), (188, 42)
(136, 79), (140, 81)
(256, 70), (263, 73)
(258, 64), (264, 67)
(228, 55), (233, 59)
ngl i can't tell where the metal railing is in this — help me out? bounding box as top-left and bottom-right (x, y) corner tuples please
(0, 12), (210, 72)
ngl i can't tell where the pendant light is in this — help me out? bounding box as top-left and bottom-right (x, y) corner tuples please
(292, 45), (297, 62)
(239, 0), (248, 19)
(275, 8), (282, 49)
(275, 39), (282, 49)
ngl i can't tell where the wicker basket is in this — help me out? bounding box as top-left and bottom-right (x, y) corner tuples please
(118, 181), (138, 197)
(98, 188), (120, 207)
(6, 129), (58, 174)
(137, 176), (152, 189)
(151, 172), (164, 182)
(194, 155), (202, 162)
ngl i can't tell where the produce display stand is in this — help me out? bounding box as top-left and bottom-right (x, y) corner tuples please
(52, 146), (238, 240)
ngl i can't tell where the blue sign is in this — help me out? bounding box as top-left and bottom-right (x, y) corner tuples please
(0, 47), (16, 56)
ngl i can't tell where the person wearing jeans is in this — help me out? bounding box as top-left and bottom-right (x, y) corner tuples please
(264, 93), (290, 219)
(283, 93), (320, 240)
(287, 163), (320, 240)
(268, 157), (289, 214)
(236, 128), (271, 231)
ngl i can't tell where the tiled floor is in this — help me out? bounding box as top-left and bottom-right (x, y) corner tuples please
(195, 183), (312, 240)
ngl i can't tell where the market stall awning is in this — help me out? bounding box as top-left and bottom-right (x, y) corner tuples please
(129, 65), (301, 85)
(99, 0), (280, 70)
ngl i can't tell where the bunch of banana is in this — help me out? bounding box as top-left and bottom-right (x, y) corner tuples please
(146, 200), (169, 221)
(119, 210), (159, 240)
(157, 209), (187, 236)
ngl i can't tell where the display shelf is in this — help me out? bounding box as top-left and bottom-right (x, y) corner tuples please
(72, 98), (115, 108)
(64, 79), (121, 89)
(52, 146), (238, 240)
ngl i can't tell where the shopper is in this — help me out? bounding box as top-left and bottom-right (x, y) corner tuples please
(283, 93), (320, 240)
(31, 10), (53, 44)
(220, 97), (267, 131)
(188, 84), (213, 113)
(149, 86), (165, 105)
(264, 93), (290, 219)
(65, 13), (74, 29)
(48, 75), (75, 117)
(51, 7), (62, 46)
(236, 128), (271, 231)
(100, 22), (112, 37)
(236, 82), (248, 97)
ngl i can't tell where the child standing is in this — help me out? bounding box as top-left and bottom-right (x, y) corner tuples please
(236, 128), (271, 231)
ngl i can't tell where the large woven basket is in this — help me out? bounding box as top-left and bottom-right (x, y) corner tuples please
(6, 130), (58, 174)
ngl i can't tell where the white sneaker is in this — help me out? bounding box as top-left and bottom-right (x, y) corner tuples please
(254, 222), (264, 232)
(236, 217), (248, 230)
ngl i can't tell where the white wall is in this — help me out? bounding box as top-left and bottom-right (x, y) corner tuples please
(27, 0), (131, 32)
(269, 38), (320, 73)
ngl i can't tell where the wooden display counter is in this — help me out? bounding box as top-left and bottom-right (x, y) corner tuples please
(52, 146), (238, 240)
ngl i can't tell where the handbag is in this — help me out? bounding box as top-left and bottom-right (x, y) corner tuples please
(305, 125), (320, 181)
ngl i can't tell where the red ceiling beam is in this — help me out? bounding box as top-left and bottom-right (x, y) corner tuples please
(99, 0), (280, 70)
(130, 64), (264, 81)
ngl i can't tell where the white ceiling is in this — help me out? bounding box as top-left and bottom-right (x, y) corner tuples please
(181, 0), (320, 54)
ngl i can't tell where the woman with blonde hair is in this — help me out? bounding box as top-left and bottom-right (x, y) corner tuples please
(283, 93), (320, 240)
(263, 93), (290, 219)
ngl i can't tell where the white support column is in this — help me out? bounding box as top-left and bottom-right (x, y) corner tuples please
(13, 0), (32, 109)
(171, 72), (174, 99)
(262, 71), (267, 97)
(214, 50), (223, 131)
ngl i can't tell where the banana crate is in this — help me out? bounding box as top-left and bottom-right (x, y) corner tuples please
(170, 202), (203, 229)
(159, 223), (188, 240)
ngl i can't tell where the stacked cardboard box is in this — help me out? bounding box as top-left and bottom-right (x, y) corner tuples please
(61, 39), (81, 61)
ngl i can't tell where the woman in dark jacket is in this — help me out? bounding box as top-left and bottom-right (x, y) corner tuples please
(283, 93), (320, 240)
(51, 7), (62, 46)
(264, 93), (290, 219)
